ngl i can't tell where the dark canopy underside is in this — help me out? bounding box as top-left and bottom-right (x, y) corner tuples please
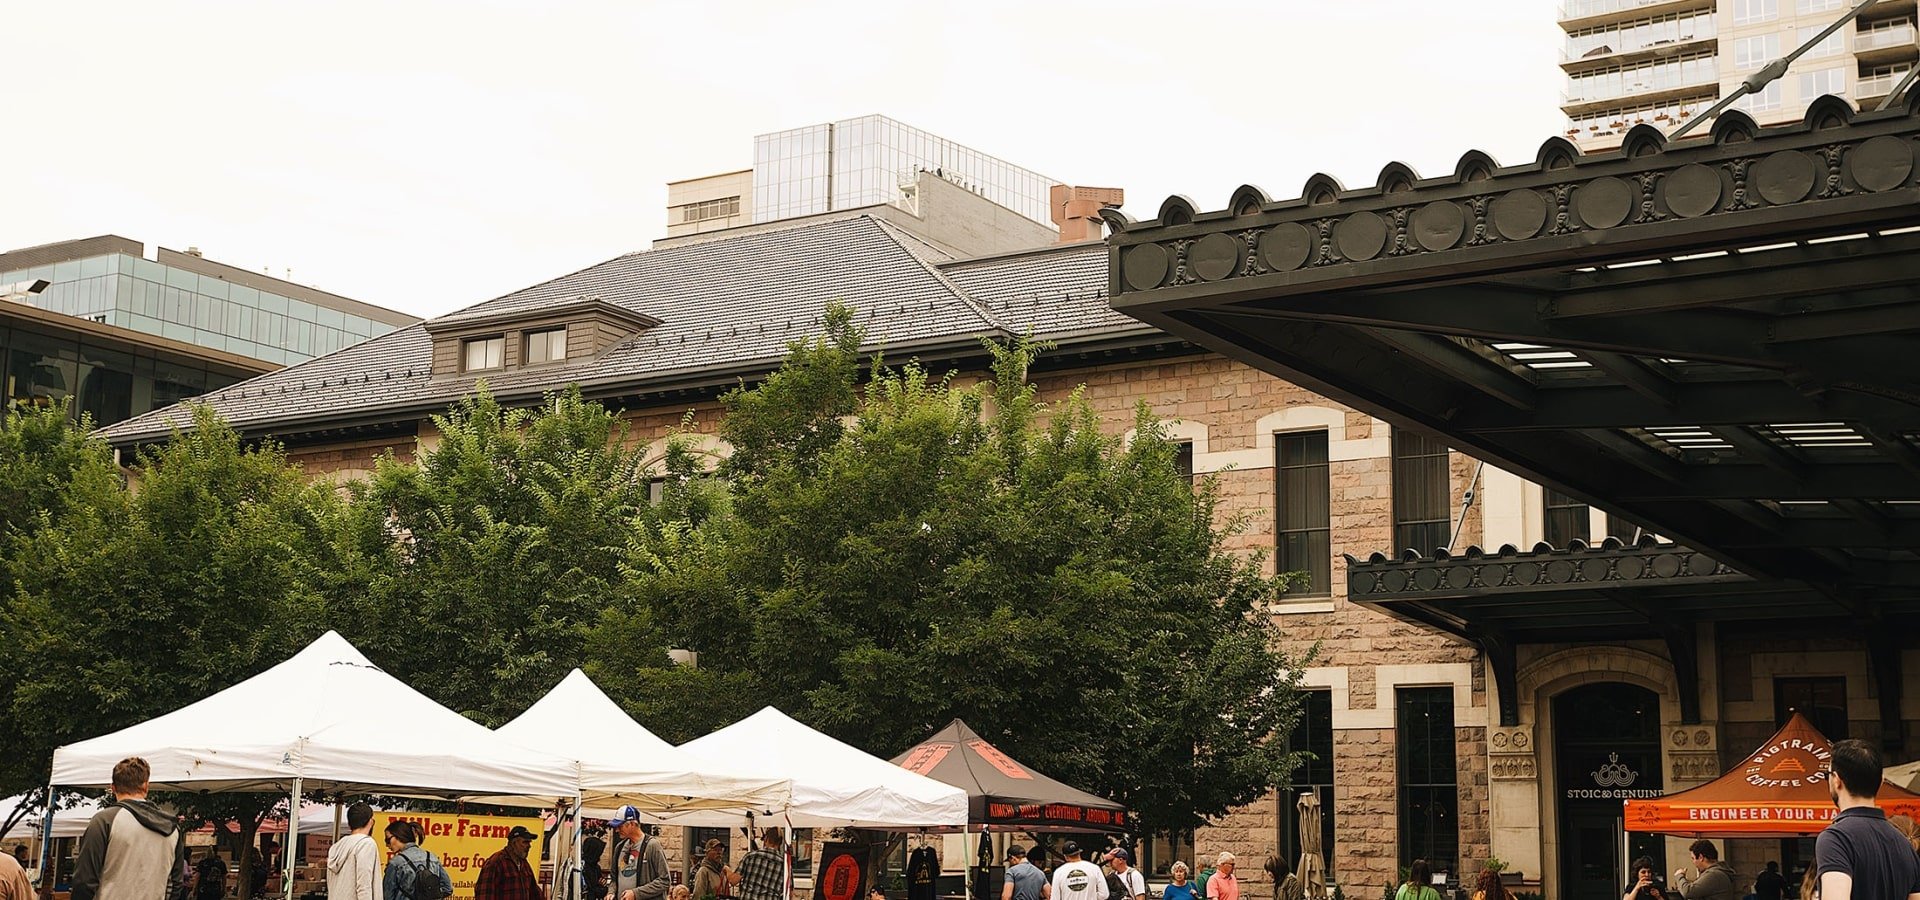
(1103, 96), (1920, 730)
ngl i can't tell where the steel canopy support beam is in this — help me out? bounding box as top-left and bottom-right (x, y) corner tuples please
(1578, 351), (1676, 407)
(1867, 629), (1907, 754)
(1479, 628), (1521, 728)
(1164, 308), (1845, 579)
(1610, 591), (1705, 724)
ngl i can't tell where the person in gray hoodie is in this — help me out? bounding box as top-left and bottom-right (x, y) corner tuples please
(72, 756), (187, 900)
(326, 803), (381, 900)
(1674, 840), (1740, 900)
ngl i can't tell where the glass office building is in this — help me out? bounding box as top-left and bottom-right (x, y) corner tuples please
(1, 306), (260, 427)
(751, 115), (1057, 227)
(0, 238), (412, 367)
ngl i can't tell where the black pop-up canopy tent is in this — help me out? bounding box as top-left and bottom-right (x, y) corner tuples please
(892, 719), (1128, 832)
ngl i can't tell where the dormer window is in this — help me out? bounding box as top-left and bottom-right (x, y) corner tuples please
(424, 297), (660, 378)
(525, 327), (567, 365)
(463, 336), (505, 371)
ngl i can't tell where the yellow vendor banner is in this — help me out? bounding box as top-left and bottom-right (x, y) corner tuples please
(376, 812), (545, 900)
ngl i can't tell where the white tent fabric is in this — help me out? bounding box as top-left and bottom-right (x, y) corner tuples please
(50, 631), (578, 805)
(0, 794), (100, 840)
(674, 707), (967, 829)
(495, 669), (791, 814)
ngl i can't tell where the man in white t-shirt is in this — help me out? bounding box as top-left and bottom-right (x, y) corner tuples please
(1050, 843), (1109, 900)
(1105, 850), (1144, 900)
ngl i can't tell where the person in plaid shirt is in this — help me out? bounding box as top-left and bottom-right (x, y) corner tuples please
(476, 827), (544, 900)
(733, 829), (788, 900)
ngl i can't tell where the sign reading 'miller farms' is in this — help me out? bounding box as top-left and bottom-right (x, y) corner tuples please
(1625, 712), (1920, 837)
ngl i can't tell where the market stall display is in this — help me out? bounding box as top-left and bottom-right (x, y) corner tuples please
(1624, 711), (1920, 838)
(891, 719), (1125, 832)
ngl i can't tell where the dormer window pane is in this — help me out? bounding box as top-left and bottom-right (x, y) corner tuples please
(463, 336), (504, 371)
(526, 327), (567, 364)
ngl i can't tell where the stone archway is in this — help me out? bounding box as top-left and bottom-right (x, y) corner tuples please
(1487, 647), (1703, 900)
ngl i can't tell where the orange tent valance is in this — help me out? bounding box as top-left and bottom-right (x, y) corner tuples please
(1625, 712), (1920, 838)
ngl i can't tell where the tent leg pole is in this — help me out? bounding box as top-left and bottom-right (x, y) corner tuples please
(963, 831), (970, 900)
(37, 777), (55, 888)
(284, 779), (302, 900)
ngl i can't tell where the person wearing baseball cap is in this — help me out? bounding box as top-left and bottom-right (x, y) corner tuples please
(476, 826), (542, 900)
(1004, 846), (1048, 900)
(1105, 850), (1143, 900)
(1050, 842), (1107, 900)
(612, 809), (671, 900)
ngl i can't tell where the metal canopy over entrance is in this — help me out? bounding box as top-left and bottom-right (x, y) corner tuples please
(1101, 97), (1920, 728)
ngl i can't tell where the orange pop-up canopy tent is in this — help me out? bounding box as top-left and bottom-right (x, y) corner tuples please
(1625, 712), (1920, 838)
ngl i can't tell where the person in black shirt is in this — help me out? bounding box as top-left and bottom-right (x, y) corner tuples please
(1813, 739), (1920, 900)
(1625, 856), (1670, 900)
(1756, 863), (1786, 900)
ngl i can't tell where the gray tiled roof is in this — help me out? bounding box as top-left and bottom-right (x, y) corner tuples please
(97, 215), (1148, 444)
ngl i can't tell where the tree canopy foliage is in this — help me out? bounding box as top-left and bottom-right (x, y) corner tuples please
(0, 304), (1305, 840)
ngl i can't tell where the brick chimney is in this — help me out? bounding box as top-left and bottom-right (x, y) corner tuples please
(1049, 184), (1125, 243)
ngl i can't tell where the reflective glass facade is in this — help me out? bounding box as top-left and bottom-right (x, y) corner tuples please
(2, 317), (247, 426)
(751, 115), (1057, 227)
(0, 253), (400, 365)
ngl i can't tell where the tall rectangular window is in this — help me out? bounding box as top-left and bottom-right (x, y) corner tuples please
(1174, 441), (1195, 484)
(1796, 25), (1846, 59)
(1734, 34), (1780, 70)
(1393, 430), (1451, 555)
(1797, 66), (1847, 99)
(1283, 689), (1336, 876)
(1734, 0), (1778, 24)
(1398, 687), (1458, 877)
(1276, 432), (1330, 596)
(463, 336), (504, 371)
(1544, 488), (1590, 547)
(525, 327), (567, 365)
(1775, 677), (1848, 739)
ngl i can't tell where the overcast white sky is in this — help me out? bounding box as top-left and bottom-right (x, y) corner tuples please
(3, 2), (1566, 318)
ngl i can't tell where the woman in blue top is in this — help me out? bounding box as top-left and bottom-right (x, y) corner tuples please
(1163, 863), (1199, 900)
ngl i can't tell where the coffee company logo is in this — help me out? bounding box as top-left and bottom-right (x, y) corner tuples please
(1594, 753), (1638, 788)
(1565, 752), (1663, 799)
(1744, 737), (1830, 789)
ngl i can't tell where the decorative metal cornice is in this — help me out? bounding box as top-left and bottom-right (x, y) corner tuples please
(1107, 95), (1920, 306)
(1345, 537), (1749, 601)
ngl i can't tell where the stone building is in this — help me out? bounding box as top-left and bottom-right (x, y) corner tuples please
(94, 123), (1623, 899)
(1103, 96), (1920, 900)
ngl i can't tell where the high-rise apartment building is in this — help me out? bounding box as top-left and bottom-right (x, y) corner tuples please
(665, 114), (1059, 241)
(1559, 0), (1916, 151)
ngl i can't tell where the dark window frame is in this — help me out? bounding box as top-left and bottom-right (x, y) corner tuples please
(1393, 429), (1452, 555)
(1544, 487), (1590, 547)
(1775, 676), (1848, 740)
(462, 335), (505, 372)
(1276, 431), (1331, 597)
(1282, 689), (1337, 877)
(1398, 686), (1459, 880)
(524, 327), (568, 366)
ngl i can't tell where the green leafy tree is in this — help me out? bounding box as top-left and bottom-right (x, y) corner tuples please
(0, 403), (118, 821)
(2, 406), (341, 877)
(337, 387), (654, 725)
(602, 304), (1308, 833)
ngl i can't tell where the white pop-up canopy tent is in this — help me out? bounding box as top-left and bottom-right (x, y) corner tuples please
(674, 707), (968, 829)
(48, 631), (581, 900)
(50, 631), (578, 802)
(496, 668), (790, 814)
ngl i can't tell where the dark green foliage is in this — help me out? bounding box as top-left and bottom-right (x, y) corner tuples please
(604, 303), (1309, 833)
(1, 406), (339, 853)
(333, 387), (654, 725)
